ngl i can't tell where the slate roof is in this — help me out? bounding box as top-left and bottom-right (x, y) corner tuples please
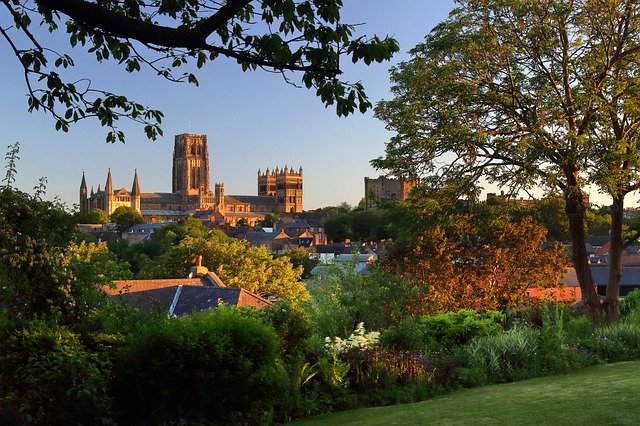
(141, 210), (190, 218)
(227, 195), (277, 206)
(590, 266), (640, 286)
(106, 272), (271, 315)
(244, 232), (277, 246)
(140, 192), (184, 204)
(585, 235), (610, 248)
(123, 222), (171, 233)
(315, 243), (356, 254)
(561, 265), (640, 297)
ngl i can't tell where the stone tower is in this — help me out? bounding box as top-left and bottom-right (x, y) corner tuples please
(261, 166), (303, 213)
(172, 133), (211, 199)
(214, 183), (225, 211)
(79, 171), (88, 213)
(258, 168), (277, 196)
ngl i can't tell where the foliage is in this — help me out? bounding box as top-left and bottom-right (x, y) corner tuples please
(373, 0), (640, 323)
(65, 240), (133, 282)
(458, 326), (541, 386)
(620, 288), (640, 322)
(4, 0), (398, 141)
(253, 300), (316, 361)
(385, 210), (567, 314)
(0, 186), (91, 321)
(323, 323), (434, 406)
(276, 246), (319, 279)
(110, 205), (144, 233)
(0, 319), (112, 424)
(324, 209), (392, 242)
(2, 142), (20, 188)
(112, 307), (286, 423)
(305, 264), (417, 337)
(139, 230), (307, 300)
(574, 322), (640, 364)
(261, 212), (279, 228)
(381, 310), (505, 354)
(74, 207), (110, 224)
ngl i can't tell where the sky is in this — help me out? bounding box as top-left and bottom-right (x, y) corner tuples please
(1, 1), (460, 211)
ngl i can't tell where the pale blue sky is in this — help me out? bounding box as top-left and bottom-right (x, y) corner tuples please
(2, 2), (457, 210)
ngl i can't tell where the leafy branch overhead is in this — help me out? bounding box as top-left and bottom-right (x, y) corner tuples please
(2, 0), (399, 142)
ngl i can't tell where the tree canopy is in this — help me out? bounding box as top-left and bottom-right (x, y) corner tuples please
(373, 0), (640, 323)
(139, 230), (307, 300)
(110, 205), (144, 233)
(3, 0), (399, 142)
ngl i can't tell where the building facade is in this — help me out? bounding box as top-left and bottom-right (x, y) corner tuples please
(80, 133), (302, 220)
(364, 175), (418, 209)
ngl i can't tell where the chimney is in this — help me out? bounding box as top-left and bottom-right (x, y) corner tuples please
(190, 254), (208, 277)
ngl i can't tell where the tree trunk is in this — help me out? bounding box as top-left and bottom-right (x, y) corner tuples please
(604, 195), (624, 323)
(564, 172), (602, 323)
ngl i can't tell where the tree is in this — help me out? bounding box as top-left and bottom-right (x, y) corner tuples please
(260, 213), (279, 228)
(275, 246), (318, 279)
(110, 206), (144, 233)
(324, 209), (392, 242)
(3, 1), (399, 142)
(74, 208), (109, 225)
(384, 208), (567, 314)
(373, 0), (640, 323)
(139, 231), (307, 300)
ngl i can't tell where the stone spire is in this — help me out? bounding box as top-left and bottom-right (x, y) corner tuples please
(80, 171), (87, 191)
(105, 168), (114, 214)
(105, 168), (113, 194)
(79, 171), (88, 213)
(131, 169), (140, 195)
(131, 169), (141, 213)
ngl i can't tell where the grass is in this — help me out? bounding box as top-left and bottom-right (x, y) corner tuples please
(295, 361), (640, 425)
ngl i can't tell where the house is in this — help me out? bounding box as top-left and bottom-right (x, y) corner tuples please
(591, 265), (640, 296)
(105, 258), (271, 316)
(121, 222), (171, 244)
(526, 266), (583, 302)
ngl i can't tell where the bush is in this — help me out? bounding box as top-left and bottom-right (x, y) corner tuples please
(458, 326), (540, 386)
(381, 309), (505, 353)
(620, 289), (640, 322)
(0, 320), (112, 424)
(321, 323), (435, 406)
(112, 308), (287, 424)
(575, 322), (640, 363)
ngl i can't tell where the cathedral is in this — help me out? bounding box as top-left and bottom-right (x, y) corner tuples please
(80, 133), (303, 221)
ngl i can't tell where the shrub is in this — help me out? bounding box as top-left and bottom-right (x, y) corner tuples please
(381, 309), (505, 353)
(458, 326), (540, 386)
(576, 322), (640, 363)
(620, 289), (640, 323)
(112, 308), (286, 424)
(0, 320), (112, 424)
(322, 323), (435, 406)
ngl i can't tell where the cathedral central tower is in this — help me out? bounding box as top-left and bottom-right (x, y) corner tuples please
(172, 133), (211, 197)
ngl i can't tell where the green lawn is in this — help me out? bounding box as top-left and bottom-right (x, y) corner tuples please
(295, 361), (640, 425)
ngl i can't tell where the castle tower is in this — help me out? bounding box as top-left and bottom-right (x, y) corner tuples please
(131, 169), (141, 213)
(79, 171), (88, 213)
(172, 133), (211, 199)
(105, 168), (114, 214)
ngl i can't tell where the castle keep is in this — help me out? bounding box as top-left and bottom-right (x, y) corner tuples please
(80, 133), (303, 219)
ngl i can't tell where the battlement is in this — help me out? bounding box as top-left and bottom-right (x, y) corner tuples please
(258, 165), (303, 178)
